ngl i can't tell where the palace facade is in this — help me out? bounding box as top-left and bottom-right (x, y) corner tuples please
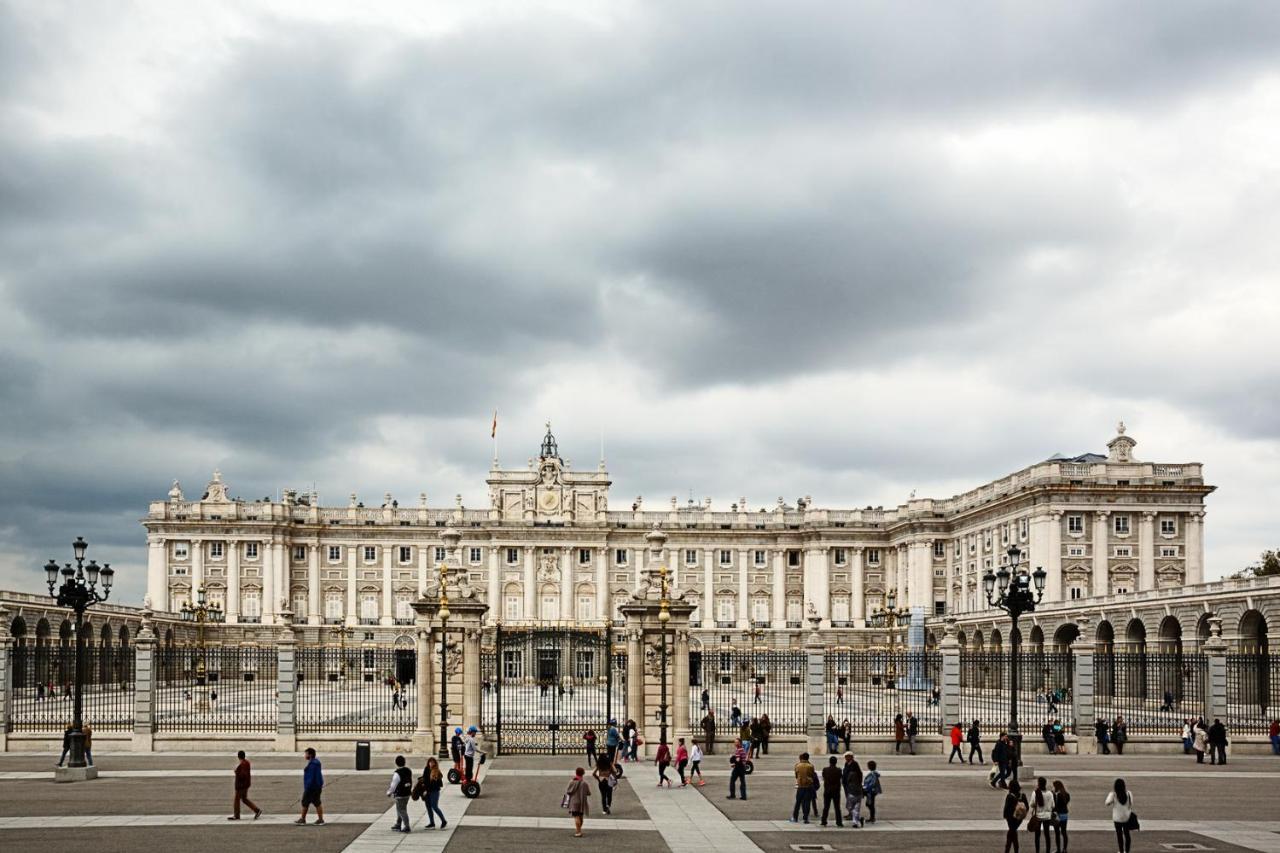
(141, 424), (1212, 640)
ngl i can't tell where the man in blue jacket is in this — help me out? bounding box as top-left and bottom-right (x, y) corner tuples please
(295, 748), (325, 826)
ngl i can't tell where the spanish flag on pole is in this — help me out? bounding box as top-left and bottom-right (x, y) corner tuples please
(491, 410), (498, 439)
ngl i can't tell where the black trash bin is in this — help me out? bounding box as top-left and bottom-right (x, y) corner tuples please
(355, 740), (371, 771)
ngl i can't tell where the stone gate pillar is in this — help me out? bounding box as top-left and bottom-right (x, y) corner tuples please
(1070, 618), (1095, 754)
(626, 627), (644, 736)
(805, 609), (826, 753)
(0, 608), (10, 753)
(413, 627), (435, 755)
(275, 608), (297, 752)
(1202, 614), (1229, 723)
(132, 606), (157, 753)
(939, 618), (961, 743)
(673, 629), (691, 743)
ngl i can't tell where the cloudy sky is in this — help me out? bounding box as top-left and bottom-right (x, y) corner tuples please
(2, 1), (1279, 603)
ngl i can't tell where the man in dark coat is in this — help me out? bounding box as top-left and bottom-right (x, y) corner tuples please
(230, 750), (262, 820)
(701, 709), (716, 755)
(1208, 718), (1229, 765)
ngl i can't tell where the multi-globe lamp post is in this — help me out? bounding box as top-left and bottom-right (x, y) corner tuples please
(982, 544), (1046, 783)
(437, 561), (451, 759)
(870, 590), (909, 688)
(658, 566), (671, 747)
(42, 537), (114, 774)
(179, 585), (224, 710)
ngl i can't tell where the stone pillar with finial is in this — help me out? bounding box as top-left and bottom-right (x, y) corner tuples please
(939, 617), (961, 741)
(132, 602), (157, 752)
(1070, 617), (1094, 753)
(276, 603), (298, 751)
(1202, 613), (1229, 723)
(805, 603), (826, 753)
(0, 606), (10, 752)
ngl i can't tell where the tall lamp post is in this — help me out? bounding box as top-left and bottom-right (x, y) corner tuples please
(983, 544), (1046, 783)
(870, 591), (909, 688)
(658, 566), (671, 746)
(330, 624), (354, 679)
(437, 562), (451, 759)
(180, 585), (223, 710)
(43, 537), (114, 774)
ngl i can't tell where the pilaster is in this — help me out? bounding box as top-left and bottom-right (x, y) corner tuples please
(673, 629), (691, 742)
(380, 546), (394, 626)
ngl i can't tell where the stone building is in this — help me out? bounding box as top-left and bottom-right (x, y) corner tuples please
(139, 423), (1213, 646)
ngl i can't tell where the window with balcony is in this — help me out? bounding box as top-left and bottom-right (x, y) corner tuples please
(395, 597), (413, 624)
(504, 595), (522, 620)
(324, 594), (343, 621)
(359, 594), (378, 624)
(241, 591), (261, 621)
(576, 596), (595, 622)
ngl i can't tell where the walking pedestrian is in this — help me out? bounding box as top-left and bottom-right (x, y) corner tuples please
(419, 757), (447, 828)
(584, 728), (597, 765)
(701, 709), (717, 755)
(593, 755), (615, 815)
(386, 754), (413, 833)
(750, 717), (764, 760)
(819, 755), (844, 827)
(1051, 780), (1070, 853)
(689, 740), (704, 785)
(949, 722), (964, 763)
(1208, 718), (1229, 765)
(836, 685), (844, 704)
(605, 718), (621, 764)
(760, 713), (772, 755)
(727, 738), (748, 800)
(893, 713), (905, 753)
(1193, 718), (1208, 763)
(676, 738), (689, 786)
(842, 751), (864, 827)
(968, 719), (984, 764)
(294, 747), (325, 826)
(563, 767), (591, 837)
(655, 740), (672, 787)
(1002, 780), (1028, 853)
(906, 712), (919, 755)
(228, 750), (262, 820)
(56, 723), (73, 767)
(862, 760), (882, 823)
(991, 733), (1012, 789)
(730, 699), (743, 727)
(754, 682), (762, 705)
(1104, 778), (1136, 853)
(1030, 777), (1053, 853)
(700, 688), (710, 711)
(790, 752), (816, 824)
(1269, 719), (1279, 755)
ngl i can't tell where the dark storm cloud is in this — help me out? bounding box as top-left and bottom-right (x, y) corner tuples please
(1, 1), (1278, 597)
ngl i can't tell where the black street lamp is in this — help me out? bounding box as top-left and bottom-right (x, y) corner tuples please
(330, 624), (354, 679)
(870, 592), (909, 688)
(983, 544), (1046, 783)
(437, 562), (451, 759)
(658, 566), (670, 747)
(43, 537), (114, 772)
(179, 585), (223, 710)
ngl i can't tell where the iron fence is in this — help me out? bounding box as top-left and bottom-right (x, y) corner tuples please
(295, 646), (416, 733)
(154, 646), (277, 732)
(694, 647), (808, 734)
(1224, 653), (1276, 736)
(1093, 652), (1205, 735)
(487, 626), (621, 754)
(958, 651), (1074, 734)
(826, 650), (942, 735)
(9, 644), (135, 732)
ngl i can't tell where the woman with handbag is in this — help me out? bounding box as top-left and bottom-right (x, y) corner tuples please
(419, 757), (446, 829)
(563, 767), (592, 837)
(1002, 779), (1028, 853)
(1029, 777), (1053, 853)
(1104, 778), (1137, 853)
(592, 755), (616, 815)
(1051, 780), (1070, 853)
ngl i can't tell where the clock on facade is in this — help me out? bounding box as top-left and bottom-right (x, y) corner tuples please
(539, 491), (560, 511)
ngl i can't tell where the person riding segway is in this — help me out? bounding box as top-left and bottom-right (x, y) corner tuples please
(447, 727), (464, 784)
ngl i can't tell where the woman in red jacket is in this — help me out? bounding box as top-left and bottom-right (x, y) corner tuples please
(655, 740), (672, 787)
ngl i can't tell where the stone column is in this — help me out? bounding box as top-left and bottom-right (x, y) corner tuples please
(1030, 513), (1052, 597)
(146, 535), (166, 612)
(703, 549), (715, 626)
(489, 547), (501, 616)
(1092, 511), (1110, 597)
(771, 549), (785, 628)
(737, 549), (749, 628)
(1185, 511), (1205, 585)
(1139, 511), (1156, 591)
(1202, 615), (1228, 722)
(132, 611), (156, 752)
(276, 615), (297, 751)
(939, 618), (960, 739)
(0, 612), (11, 752)
(635, 548), (644, 592)
(413, 627), (435, 754)
(907, 541), (931, 612)
(307, 544), (321, 625)
(345, 545), (358, 627)
(595, 547), (609, 623)
(1070, 618), (1095, 753)
(805, 617), (826, 753)
(190, 539), (205, 599)
(226, 542), (241, 624)
(673, 629), (690, 741)
(261, 539), (277, 625)
(523, 548), (536, 620)
(813, 547), (831, 627)
(274, 542), (289, 616)
(420, 545), (431, 598)
(1048, 511), (1063, 602)
(560, 546), (574, 623)
(626, 627), (644, 737)
(851, 547), (865, 626)
(381, 546), (394, 626)
(463, 626), (482, 731)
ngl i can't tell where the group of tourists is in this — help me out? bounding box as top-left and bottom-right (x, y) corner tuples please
(1093, 716), (1130, 753)
(789, 751), (879, 827)
(55, 722), (94, 767)
(698, 705), (772, 757)
(1001, 776), (1139, 853)
(1181, 717), (1231, 764)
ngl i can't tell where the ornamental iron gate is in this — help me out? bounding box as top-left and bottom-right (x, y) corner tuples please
(484, 625), (623, 755)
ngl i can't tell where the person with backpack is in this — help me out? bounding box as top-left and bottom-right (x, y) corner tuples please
(592, 754), (616, 815)
(449, 726), (464, 776)
(1051, 780), (1071, 853)
(819, 755), (844, 827)
(386, 754), (413, 833)
(1104, 778), (1136, 853)
(790, 752), (816, 824)
(842, 751), (864, 827)
(689, 740), (705, 785)
(968, 719), (984, 764)
(228, 750), (262, 820)
(727, 738), (748, 800)
(948, 722), (964, 763)
(862, 760), (882, 823)
(1029, 777), (1053, 853)
(1002, 779), (1028, 853)
(418, 757), (446, 829)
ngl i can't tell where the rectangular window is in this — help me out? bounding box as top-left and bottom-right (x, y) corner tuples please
(934, 601), (947, 616)
(575, 649), (594, 680)
(932, 542), (944, 559)
(1160, 518), (1177, 536)
(395, 597), (413, 622)
(1020, 519), (1029, 539)
(504, 595), (521, 620)
(1114, 514), (1130, 535)
(209, 541), (223, 558)
(1160, 546), (1178, 557)
(754, 550), (766, 566)
(576, 596), (594, 622)
(507, 547), (520, 565)
(324, 594), (343, 620)
(1002, 526), (1009, 545)
(1114, 585), (1130, 595)
(581, 548), (594, 565)
(1068, 546), (1085, 557)
(955, 541), (961, 557)
(470, 547), (482, 564)
(173, 542), (189, 559)
(293, 545), (306, 561)
(835, 548), (848, 565)
(1068, 515), (1083, 534)
(434, 547), (446, 561)
(1070, 587), (1083, 600)
(245, 542), (259, 559)
(719, 549), (733, 566)
(615, 548), (628, 566)
(685, 549), (697, 566)
(361, 545), (375, 562)
(866, 549), (881, 565)
(359, 594), (378, 622)
(787, 551), (800, 568)
(399, 546), (413, 563)
(241, 591), (261, 619)
(502, 649), (522, 679)
(327, 545), (341, 562)
(831, 597), (849, 623)
(1114, 546), (1131, 557)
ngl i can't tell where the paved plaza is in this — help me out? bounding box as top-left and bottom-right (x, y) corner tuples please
(2, 747), (1277, 853)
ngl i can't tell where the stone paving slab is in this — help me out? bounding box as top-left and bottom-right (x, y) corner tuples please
(744, 829), (1277, 853)
(0, 825), (367, 853)
(0, 813), (382, 828)
(444, 826), (668, 852)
